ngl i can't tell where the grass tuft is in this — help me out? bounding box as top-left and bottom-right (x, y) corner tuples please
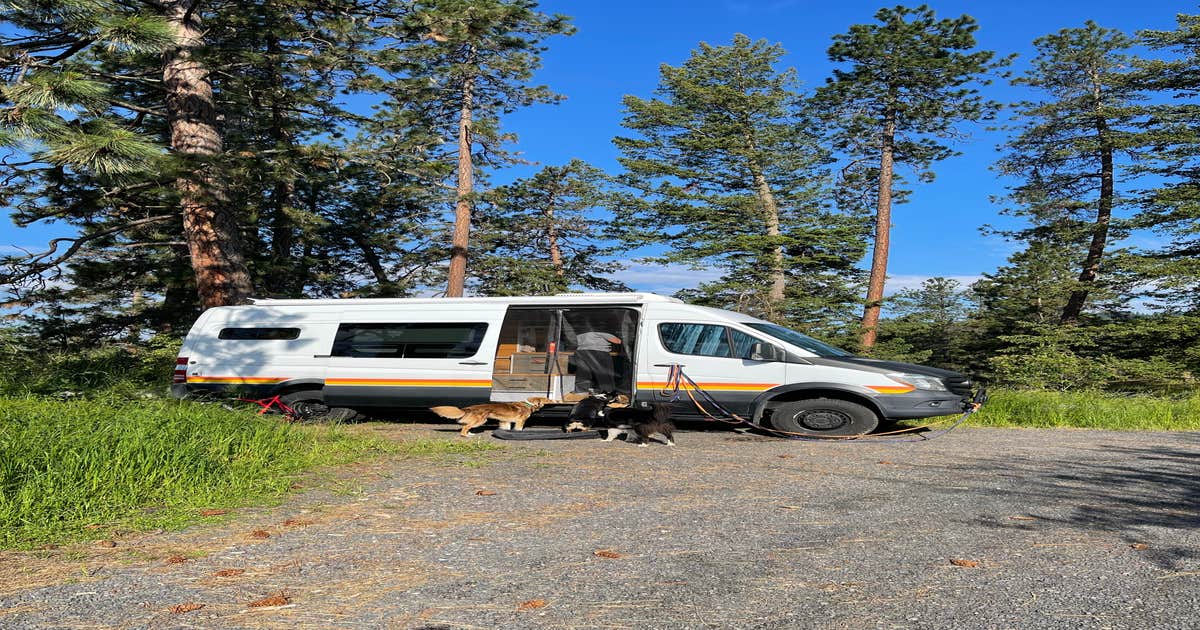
(0, 395), (394, 550)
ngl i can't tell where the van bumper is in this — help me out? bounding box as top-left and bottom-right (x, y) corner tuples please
(872, 389), (972, 420)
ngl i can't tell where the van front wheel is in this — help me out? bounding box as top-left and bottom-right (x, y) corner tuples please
(280, 391), (361, 423)
(769, 399), (878, 437)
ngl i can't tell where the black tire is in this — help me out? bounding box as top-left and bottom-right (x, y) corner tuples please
(769, 398), (879, 437)
(279, 390), (362, 423)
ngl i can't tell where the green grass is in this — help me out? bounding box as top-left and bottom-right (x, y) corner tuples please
(0, 396), (498, 550)
(970, 389), (1200, 431)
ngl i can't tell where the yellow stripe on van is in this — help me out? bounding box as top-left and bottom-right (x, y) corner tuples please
(637, 381), (778, 392)
(188, 376), (289, 384)
(865, 384), (917, 394)
(326, 378), (492, 388)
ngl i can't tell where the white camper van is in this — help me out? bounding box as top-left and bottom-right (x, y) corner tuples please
(172, 292), (976, 436)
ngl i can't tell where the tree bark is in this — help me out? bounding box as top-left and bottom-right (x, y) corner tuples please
(750, 166), (786, 319)
(163, 0), (252, 309)
(546, 209), (564, 278)
(1061, 104), (1115, 324)
(353, 234), (391, 286)
(544, 181), (565, 279)
(860, 108), (896, 350)
(446, 49), (476, 298)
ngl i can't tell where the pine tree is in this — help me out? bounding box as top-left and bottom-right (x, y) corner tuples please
(874, 276), (973, 368)
(613, 34), (862, 325)
(973, 239), (1081, 329)
(812, 5), (1005, 349)
(3, 0), (272, 309)
(1131, 13), (1200, 311)
(472, 160), (628, 296)
(994, 22), (1143, 324)
(397, 0), (573, 297)
(1, 0), (175, 291)
(2, 0), (451, 332)
(162, 0), (255, 307)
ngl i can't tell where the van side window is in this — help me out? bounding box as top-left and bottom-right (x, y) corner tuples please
(659, 323), (731, 357)
(729, 329), (761, 359)
(218, 327), (301, 340)
(331, 323), (488, 359)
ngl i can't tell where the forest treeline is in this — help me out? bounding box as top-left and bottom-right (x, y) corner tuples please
(1, 1), (1198, 393)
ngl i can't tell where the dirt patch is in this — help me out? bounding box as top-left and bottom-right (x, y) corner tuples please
(2, 425), (1199, 629)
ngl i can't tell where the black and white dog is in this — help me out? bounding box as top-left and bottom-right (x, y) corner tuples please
(565, 395), (676, 447)
(562, 394), (611, 434)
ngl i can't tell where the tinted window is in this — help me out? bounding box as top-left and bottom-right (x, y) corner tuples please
(219, 327), (300, 340)
(745, 322), (852, 357)
(332, 323), (487, 359)
(729, 329), (761, 359)
(659, 323), (731, 357)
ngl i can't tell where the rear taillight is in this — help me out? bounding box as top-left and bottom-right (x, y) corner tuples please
(173, 357), (188, 383)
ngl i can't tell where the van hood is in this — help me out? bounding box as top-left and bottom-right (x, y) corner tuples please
(807, 356), (964, 378)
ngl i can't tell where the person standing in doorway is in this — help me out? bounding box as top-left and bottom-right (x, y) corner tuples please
(574, 330), (621, 394)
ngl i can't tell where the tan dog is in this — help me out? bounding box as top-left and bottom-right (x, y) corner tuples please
(431, 397), (553, 436)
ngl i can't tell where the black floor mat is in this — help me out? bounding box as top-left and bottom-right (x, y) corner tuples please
(492, 429), (602, 440)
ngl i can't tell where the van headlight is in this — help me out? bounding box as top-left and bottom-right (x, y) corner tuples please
(888, 373), (948, 392)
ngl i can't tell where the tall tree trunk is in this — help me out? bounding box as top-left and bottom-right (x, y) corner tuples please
(353, 234), (391, 286)
(266, 178), (296, 295)
(264, 32), (296, 296)
(544, 181), (565, 280)
(296, 242), (313, 293)
(860, 109), (896, 350)
(1061, 115), (1115, 324)
(750, 166), (786, 319)
(546, 208), (564, 276)
(446, 51), (476, 298)
(163, 0), (251, 309)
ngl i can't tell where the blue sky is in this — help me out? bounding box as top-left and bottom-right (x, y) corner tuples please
(498, 0), (1189, 294)
(1, 1), (1190, 297)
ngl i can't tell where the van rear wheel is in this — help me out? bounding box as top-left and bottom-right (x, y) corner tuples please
(280, 391), (361, 423)
(769, 399), (878, 437)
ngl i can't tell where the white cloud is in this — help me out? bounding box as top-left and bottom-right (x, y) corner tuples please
(884, 274), (984, 296)
(608, 265), (985, 299)
(605, 262), (724, 296)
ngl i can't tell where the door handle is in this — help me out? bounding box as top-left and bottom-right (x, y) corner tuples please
(459, 360), (489, 365)
(653, 363), (683, 368)
(313, 354), (330, 358)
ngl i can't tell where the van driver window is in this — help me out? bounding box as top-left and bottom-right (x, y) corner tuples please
(331, 323), (487, 359)
(658, 323), (732, 358)
(729, 328), (761, 359)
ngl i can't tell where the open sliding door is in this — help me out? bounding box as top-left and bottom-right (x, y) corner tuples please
(491, 306), (638, 403)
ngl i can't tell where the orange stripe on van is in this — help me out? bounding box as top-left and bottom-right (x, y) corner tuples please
(188, 376), (289, 384)
(326, 378), (492, 388)
(637, 381), (778, 392)
(865, 384), (917, 394)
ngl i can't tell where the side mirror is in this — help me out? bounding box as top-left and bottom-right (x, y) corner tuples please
(749, 342), (783, 362)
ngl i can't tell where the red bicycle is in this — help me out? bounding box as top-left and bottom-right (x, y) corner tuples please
(237, 394), (301, 421)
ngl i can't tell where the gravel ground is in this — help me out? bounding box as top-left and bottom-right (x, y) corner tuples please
(1, 422), (1198, 629)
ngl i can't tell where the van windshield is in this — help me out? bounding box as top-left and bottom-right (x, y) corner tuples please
(745, 323), (853, 357)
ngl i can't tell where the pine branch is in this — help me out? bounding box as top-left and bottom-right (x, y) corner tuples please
(2, 215), (177, 284)
(107, 98), (165, 117)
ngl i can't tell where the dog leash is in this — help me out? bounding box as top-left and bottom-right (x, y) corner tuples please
(655, 363), (982, 443)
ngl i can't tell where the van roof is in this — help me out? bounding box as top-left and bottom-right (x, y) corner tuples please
(247, 292), (685, 307)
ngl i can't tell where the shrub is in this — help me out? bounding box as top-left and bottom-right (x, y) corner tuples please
(972, 389), (1200, 430)
(989, 348), (1196, 393)
(0, 331), (179, 396)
